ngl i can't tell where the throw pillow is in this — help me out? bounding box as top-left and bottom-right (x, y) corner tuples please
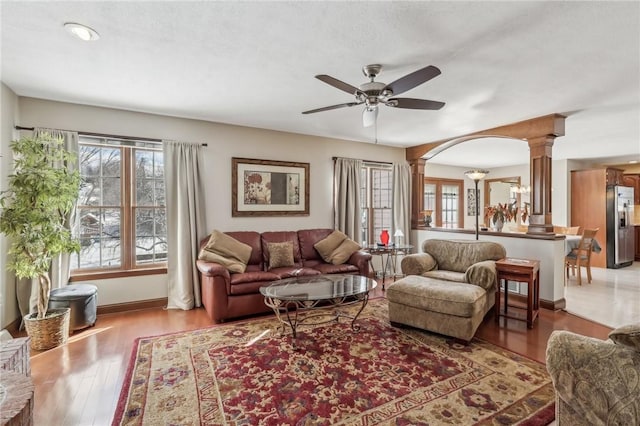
(314, 230), (348, 263)
(609, 324), (640, 352)
(328, 238), (361, 265)
(267, 241), (295, 269)
(198, 230), (252, 273)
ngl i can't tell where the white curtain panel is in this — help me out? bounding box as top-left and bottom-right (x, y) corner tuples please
(16, 128), (79, 318)
(333, 157), (362, 242)
(392, 162), (412, 246)
(163, 141), (206, 310)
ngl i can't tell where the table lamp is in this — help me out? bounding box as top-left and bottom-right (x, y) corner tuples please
(394, 229), (404, 246)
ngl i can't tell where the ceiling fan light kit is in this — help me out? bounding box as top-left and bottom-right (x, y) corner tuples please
(302, 64), (445, 129)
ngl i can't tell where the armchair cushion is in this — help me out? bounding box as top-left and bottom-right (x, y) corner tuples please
(546, 329), (640, 425)
(198, 230), (252, 273)
(465, 260), (499, 291)
(423, 270), (466, 283)
(608, 323), (640, 352)
(400, 253), (438, 276)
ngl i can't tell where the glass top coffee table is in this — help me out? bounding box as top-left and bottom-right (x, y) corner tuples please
(259, 274), (377, 347)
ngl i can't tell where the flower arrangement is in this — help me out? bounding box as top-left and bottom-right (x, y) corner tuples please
(484, 201), (518, 225)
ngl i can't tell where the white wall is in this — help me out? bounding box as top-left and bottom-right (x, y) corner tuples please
(12, 97), (405, 309)
(0, 84), (20, 328)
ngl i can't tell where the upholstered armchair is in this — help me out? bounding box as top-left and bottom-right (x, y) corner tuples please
(546, 324), (640, 425)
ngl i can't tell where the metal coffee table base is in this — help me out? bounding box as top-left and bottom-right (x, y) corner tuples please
(263, 293), (370, 348)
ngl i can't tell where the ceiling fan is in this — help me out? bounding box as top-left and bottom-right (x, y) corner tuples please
(302, 64), (445, 127)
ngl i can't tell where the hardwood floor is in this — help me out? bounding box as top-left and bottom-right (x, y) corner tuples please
(23, 278), (612, 426)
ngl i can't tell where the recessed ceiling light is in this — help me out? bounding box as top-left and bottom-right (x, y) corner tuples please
(64, 22), (100, 41)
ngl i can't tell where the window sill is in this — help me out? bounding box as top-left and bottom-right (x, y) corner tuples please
(70, 267), (167, 282)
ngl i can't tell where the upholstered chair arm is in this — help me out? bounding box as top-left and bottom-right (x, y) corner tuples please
(546, 330), (640, 425)
(196, 260), (231, 280)
(464, 260), (498, 290)
(401, 253), (438, 276)
(348, 250), (373, 276)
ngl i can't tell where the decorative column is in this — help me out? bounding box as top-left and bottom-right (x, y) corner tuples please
(409, 158), (426, 229)
(527, 136), (555, 234)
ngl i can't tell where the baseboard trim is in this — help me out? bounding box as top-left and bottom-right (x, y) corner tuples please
(505, 292), (565, 311)
(3, 317), (22, 335)
(97, 298), (168, 315)
(541, 298), (565, 310)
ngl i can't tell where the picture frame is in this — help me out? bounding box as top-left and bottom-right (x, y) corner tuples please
(467, 188), (478, 216)
(232, 157), (309, 217)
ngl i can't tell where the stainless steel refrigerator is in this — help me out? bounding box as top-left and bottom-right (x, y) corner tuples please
(606, 185), (635, 268)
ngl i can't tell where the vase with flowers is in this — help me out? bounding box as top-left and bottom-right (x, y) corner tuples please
(484, 202), (518, 232)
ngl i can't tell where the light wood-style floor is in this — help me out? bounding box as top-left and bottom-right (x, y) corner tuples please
(23, 277), (613, 426)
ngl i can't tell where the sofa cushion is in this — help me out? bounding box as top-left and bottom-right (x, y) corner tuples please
(386, 275), (486, 318)
(224, 231), (263, 267)
(298, 228), (333, 261)
(609, 323), (640, 352)
(328, 239), (361, 265)
(269, 267), (321, 279)
(267, 242), (295, 269)
(311, 263), (359, 275)
(314, 230), (360, 265)
(198, 230), (252, 273)
(314, 230), (348, 261)
(261, 231), (302, 267)
(229, 271), (282, 295)
(229, 271), (281, 286)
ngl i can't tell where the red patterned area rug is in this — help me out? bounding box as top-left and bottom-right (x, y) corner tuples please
(113, 299), (554, 425)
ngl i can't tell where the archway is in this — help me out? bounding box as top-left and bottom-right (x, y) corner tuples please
(406, 114), (565, 234)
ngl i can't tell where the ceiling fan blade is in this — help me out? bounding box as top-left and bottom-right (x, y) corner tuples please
(384, 65), (441, 96)
(315, 75), (361, 95)
(302, 102), (361, 114)
(387, 98), (445, 110)
(362, 107), (379, 127)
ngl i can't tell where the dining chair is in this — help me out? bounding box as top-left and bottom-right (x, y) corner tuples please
(565, 228), (599, 285)
(565, 226), (581, 235)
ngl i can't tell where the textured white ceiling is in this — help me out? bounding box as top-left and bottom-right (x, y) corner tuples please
(2, 1), (639, 168)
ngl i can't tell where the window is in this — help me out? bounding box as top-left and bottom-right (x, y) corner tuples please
(71, 136), (166, 278)
(361, 164), (393, 244)
(424, 178), (463, 228)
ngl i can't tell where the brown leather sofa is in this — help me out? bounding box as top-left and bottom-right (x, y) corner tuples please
(196, 228), (371, 323)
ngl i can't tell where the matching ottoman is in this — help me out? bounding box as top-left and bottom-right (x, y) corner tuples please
(386, 275), (494, 342)
(48, 284), (98, 332)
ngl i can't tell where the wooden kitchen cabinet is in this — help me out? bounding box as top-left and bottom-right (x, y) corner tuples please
(622, 174), (640, 204)
(606, 168), (625, 186)
(571, 169), (608, 267)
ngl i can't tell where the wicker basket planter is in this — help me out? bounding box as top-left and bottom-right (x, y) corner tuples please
(23, 308), (70, 351)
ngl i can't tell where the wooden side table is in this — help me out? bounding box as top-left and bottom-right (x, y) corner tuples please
(495, 257), (540, 329)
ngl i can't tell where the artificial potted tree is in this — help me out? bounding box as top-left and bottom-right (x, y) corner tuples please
(0, 133), (81, 350)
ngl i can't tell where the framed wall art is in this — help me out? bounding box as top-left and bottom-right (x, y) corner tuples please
(232, 157), (310, 217)
(467, 188), (478, 216)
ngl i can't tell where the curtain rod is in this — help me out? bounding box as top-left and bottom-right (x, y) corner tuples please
(14, 125), (208, 147)
(332, 156), (392, 165)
